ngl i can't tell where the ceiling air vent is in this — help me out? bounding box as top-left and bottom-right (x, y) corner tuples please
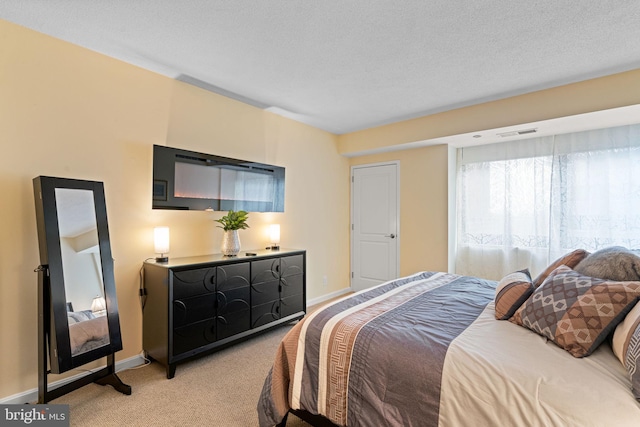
(497, 128), (538, 138)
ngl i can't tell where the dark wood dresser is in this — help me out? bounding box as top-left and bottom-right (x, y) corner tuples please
(142, 249), (306, 378)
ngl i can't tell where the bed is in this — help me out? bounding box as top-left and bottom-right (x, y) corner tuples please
(67, 309), (109, 355)
(257, 249), (640, 427)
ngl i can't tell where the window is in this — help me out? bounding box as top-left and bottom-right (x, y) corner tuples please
(455, 124), (640, 280)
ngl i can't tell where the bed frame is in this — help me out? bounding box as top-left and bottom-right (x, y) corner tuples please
(278, 409), (339, 427)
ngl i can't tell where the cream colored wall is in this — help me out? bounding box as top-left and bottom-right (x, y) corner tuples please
(349, 145), (450, 276)
(0, 19), (349, 400)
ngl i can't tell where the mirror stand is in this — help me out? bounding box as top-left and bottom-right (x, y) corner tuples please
(37, 266), (131, 404)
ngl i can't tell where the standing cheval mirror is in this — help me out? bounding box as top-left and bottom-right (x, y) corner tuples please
(33, 176), (131, 403)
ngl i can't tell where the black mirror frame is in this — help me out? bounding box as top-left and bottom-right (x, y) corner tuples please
(33, 176), (123, 373)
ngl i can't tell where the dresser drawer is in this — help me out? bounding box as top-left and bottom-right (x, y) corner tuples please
(281, 294), (304, 318)
(216, 286), (250, 315)
(251, 280), (280, 306)
(251, 300), (279, 328)
(173, 293), (216, 328)
(173, 318), (216, 356)
(251, 258), (279, 284)
(281, 255), (304, 278)
(281, 274), (303, 299)
(216, 262), (250, 291)
(172, 268), (216, 299)
(216, 308), (251, 340)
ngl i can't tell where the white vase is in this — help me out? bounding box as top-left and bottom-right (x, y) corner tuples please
(221, 230), (241, 256)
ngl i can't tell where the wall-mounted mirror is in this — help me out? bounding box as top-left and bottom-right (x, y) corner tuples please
(33, 176), (129, 402)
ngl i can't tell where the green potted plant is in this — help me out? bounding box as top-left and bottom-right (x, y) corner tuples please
(215, 210), (249, 256)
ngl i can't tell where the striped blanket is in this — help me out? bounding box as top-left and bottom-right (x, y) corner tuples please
(258, 271), (640, 427)
(258, 272), (494, 426)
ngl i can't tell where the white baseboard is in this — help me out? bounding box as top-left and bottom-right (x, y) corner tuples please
(0, 354), (147, 404)
(307, 287), (352, 307)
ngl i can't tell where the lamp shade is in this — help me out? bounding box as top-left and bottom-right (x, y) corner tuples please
(154, 226), (170, 254)
(269, 224), (280, 250)
(269, 224), (280, 244)
(91, 295), (106, 314)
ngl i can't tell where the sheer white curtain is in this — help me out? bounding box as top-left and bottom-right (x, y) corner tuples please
(455, 124), (640, 280)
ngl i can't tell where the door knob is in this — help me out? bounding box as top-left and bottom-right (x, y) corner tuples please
(385, 234), (396, 239)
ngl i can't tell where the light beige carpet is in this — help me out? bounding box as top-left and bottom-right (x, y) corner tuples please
(52, 323), (309, 427)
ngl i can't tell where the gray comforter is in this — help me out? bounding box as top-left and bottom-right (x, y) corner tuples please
(258, 272), (494, 426)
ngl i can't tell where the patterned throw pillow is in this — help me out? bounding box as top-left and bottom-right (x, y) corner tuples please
(612, 302), (640, 400)
(532, 249), (590, 287)
(495, 269), (534, 320)
(511, 265), (640, 358)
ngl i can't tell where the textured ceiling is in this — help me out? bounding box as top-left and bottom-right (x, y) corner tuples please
(2, 1), (640, 134)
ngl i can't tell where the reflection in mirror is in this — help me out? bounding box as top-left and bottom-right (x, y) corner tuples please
(55, 188), (110, 356)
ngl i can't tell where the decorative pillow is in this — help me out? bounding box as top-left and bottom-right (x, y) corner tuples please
(574, 246), (640, 282)
(612, 302), (640, 400)
(532, 249), (589, 287)
(495, 269), (534, 320)
(511, 265), (640, 358)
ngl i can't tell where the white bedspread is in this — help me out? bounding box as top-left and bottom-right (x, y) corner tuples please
(440, 302), (640, 427)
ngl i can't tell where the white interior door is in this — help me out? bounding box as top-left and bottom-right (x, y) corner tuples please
(351, 162), (399, 292)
